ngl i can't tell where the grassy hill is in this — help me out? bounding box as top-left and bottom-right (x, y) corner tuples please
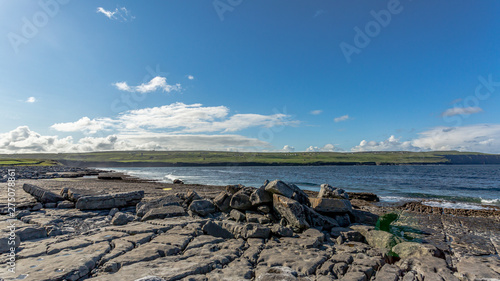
(0, 151), (499, 167)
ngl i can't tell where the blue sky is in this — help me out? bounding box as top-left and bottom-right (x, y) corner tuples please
(1, 0), (500, 153)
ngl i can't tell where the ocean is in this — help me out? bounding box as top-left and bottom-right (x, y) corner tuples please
(109, 165), (500, 210)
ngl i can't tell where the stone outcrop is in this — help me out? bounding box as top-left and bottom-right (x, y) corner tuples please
(75, 190), (144, 210)
(272, 194), (309, 231)
(23, 183), (64, 203)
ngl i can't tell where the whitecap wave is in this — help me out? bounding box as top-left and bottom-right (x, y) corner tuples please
(481, 198), (500, 205)
(422, 200), (492, 210)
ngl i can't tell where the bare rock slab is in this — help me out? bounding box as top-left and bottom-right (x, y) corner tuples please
(75, 190), (144, 210)
(310, 198), (353, 214)
(22, 183), (64, 203)
(273, 194), (309, 231)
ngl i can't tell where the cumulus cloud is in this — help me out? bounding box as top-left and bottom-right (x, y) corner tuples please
(51, 103), (295, 135)
(351, 124), (500, 153)
(0, 126), (272, 153)
(26, 97), (36, 103)
(114, 76), (181, 94)
(281, 145), (295, 152)
(441, 106), (483, 117)
(306, 144), (340, 152)
(334, 115), (350, 122)
(51, 117), (116, 134)
(187, 75), (194, 80)
(97, 6), (134, 21)
(310, 110), (322, 115)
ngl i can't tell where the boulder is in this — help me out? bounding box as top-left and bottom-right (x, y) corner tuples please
(272, 194), (309, 231)
(374, 264), (402, 281)
(391, 242), (441, 259)
(22, 183), (64, 204)
(363, 230), (402, 251)
(136, 195), (182, 217)
(184, 190), (202, 206)
(246, 211), (271, 224)
(303, 205), (339, 231)
(230, 189), (253, 210)
(173, 179), (184, 184)
(257, 205), (271, 213)
(57, 201), (75, 209)
(250, 187), (273, 206)
(309, 198), (353, 214)
(265, 180), (310, 206)
(213, 191), (231, 212)
(230, 209), (246, 222)
(202, 221), (234, 239)
(31, 202), (43, 211)
(76, 190), (144, 210)
(141, 205), (187, 221)
(112, 212), (129, 226)
(240, 223), (271, 239)
(109, 208), (119, 217)
(318, 184), (349, 199)
(188, 199), (216, 216)
(271, 225), (294, 237)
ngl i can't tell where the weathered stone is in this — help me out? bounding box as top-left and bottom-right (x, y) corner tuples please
(173, 179), (184, 184)
(309, 198), (353, 214)
(109, 207), (119, 217)
(391, 242), (440, 259)
(271, 224), (294, 237)
(273, 194), (309, 231)
(202, 220), (234, 239)
(98, 172), (123, 180)
(342, 271), (368, 281)
(16, 225), (47, 241)
(348, 192), (379, 202)
(57, 200), (75, 209)
(250, 187), (273, 206)
(213, 191), (231, 212)
(142, 205), (187, 221)
(230, 190), (253, 210)
(363, 230), (402, 251)
(44, 202), (57, 208)
(257, 205), (271, 213)
(255, 266), (299, 281)
(246, 211), (271, 224)
(230, 209), (246, 222)
(189, 199), (216, 216)
(303, 205), (339, 231)
(185, 190), (202, 206)
(135, 276), (166, 281)
(22, 183), (64, 203)
(241, 223), (271, 239)
(76, 190), (144, 210)
(136, 195), (182, 217)
(318, 184), (348, 199)
(31, 202), (43, 211)
(374, 264), (401, 281)
(397, 257), (459, 281)
(352, 209), (379, 225)
(112, 212), (129, 225)
(257, 244), (328, 275)
(265, 180), (295, 198)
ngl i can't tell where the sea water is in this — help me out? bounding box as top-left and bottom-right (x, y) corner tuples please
(109, 165), (500, 210)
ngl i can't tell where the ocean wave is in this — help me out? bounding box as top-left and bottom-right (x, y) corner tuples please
(481, 198), (500, 205)
(164, 174), (178, 181)
(379, 196), (418, 203)
(422, 200), (493, 210)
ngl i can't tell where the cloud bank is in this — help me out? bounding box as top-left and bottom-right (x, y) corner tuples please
(114, 76), (181, 94)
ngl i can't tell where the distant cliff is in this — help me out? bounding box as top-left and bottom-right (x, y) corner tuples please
(442, 154), (500, 164)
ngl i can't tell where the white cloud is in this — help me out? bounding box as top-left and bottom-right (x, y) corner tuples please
(188, 75), (194, 80)
(0, 126), (272, 153)
(114, 76), (181, 94)
(51, 117), (116, 134)
(97, 6), (134, 21)
(441, 106), (483, 117)
(281, 145), (295, 152)
(351, 124), (500, 153)
(26, 97), (36, 103)
(50, 103), (295, 135)
(334, 114), (350, 122)
(306, 144), (340, 152)
(310, 110), (322, 115)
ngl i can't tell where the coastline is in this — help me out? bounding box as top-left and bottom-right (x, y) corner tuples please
(1, 167), (499, 280)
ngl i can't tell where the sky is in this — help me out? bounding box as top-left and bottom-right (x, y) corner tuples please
(1, 0), (500, 153)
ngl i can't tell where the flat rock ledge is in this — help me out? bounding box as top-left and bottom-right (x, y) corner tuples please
(1, 180), (499, 281)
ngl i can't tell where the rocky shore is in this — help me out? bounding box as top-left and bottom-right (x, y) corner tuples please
(1, 169), (499, 281)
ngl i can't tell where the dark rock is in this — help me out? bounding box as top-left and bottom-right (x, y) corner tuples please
(57, 201), (75, 209)
(348, 192), (379, 202)
(141, 205), (187, 221)
(241, 223), (271, 239)
(318, 184), (349, 199)
(334, 214), (352, 227)
(310, 198), (353, 214)
(31, 202), (42, 211)
(16, 210), (31, 219)
(250, 187), (273, 206)
(273, 194), (309, 231)
(98, 172), (124, 180)
(230, 190), (253, 210)
(246, 211), (271, 224)
(202, 220), (234, 239)
(188, 199), (216, 216)
(303, 205), (339, 231)
(352, 209), (379, 225)
(172, 179), (184, 184)
(271, 225), (294, 237)
(112, 212), (129, 226)
(75, 190), (144, 210)
(184, 190), (202, 206)
(136, 195), (182, 217)
(109, 207), (119, 217)
(226, 184), (243, 195)
(257, 205), (272, 213)
(230, 209), (246, 222)
(44, 203), (57, 208)
(22, 183), (64, 203)
(265, 180), (310, 206)
(213, 191), (231, 212)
